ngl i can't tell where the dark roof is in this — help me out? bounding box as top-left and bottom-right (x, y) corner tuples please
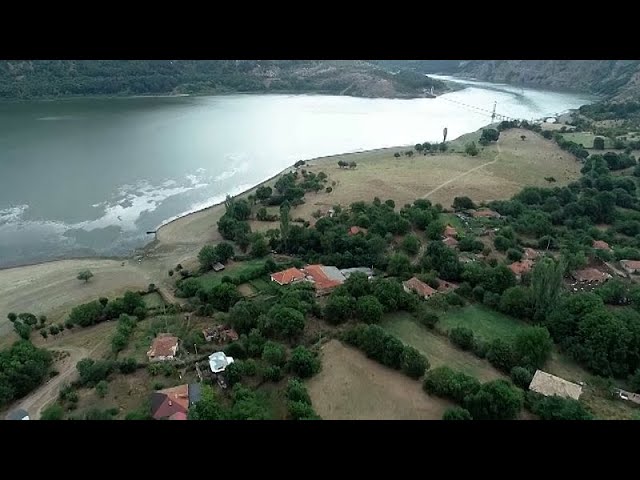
(188, 383), (202, 406)
(5, 409), (29, 420)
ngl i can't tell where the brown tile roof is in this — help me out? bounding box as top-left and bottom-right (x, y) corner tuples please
(442, 236), (459, 247)
(150, 384), (189, 420)
(303, 264), (344, 291)
(169, 412), (188, 420)
(270, 267), (306, 285)
(529, 370), (582, 401)
(509, 259), (534, 276)
(592, 240), (611, 251)
(147, 335), (179, 359)
(621, 260), (640, 271)
(444, 225), (458, 238)
(348, 226), (367, 236)
(573, 268), (611, 283)
(403, 277), (437, 298)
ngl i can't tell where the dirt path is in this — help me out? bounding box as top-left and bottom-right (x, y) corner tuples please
(422, 143), (502, 199)
(10, 339), (106, 420)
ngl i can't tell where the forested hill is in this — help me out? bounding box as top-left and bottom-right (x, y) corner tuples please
(0, 60), (449, 100)
(375, 60), (640, 100)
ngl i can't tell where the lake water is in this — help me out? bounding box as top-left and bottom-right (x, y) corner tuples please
(0, 78), (593, 267)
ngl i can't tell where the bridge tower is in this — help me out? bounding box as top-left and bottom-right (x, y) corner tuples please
(491, 101), (497, 123)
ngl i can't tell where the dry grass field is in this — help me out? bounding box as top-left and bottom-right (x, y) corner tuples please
(306, 339), (453, 420)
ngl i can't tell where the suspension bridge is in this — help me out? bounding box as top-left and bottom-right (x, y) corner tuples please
(436, 95), (557, 125)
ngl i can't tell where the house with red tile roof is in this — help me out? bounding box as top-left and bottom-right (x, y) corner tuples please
(303, 264), (346, 296)
(592, 240), (612, 251)
(444, 225), (458, 238)
(620, 260), (640, 274)
(509, 259), (535, 279)
(443, 236), (459, 248)
(147, 335), (179, 362)
(402, 277), (437, 299)
(270, 267), (306, 286)
(150, 383), (201, 420)
(572, 268), (612, 283)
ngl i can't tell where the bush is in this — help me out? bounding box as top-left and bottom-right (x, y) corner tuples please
(224, 341), (247, 360)
(286, 378), (312, 404)
(354, 295), (384, 324)
(416, 307), (439, 329)
(465, 142), (479, 156)
(464, 379), (523, 420)
(262, 341), (287, 367)
(443, 407), (473, 420)
(528, 393), (593, 420)
(513, 326), (553, 371)
(507, 248), (523, 262)
(263, 365), (283, 382)
(118, 358), (138, 374)
(41, 403), (64, 420)
(423, 366), (481, 403)
(288, 400), (320, 420)
(95, 380), (108, 398)
(401, 346), (429, 379)
(510, 366), (533, 390)
(288, 346), (320, 378)
(473, 339), (489, 359)
(487, 339), (516, 372)
(323, 295), (355, 325)
(449, 327), (475, 351)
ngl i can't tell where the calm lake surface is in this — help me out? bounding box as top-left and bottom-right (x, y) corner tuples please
(0, 78), (593, 267)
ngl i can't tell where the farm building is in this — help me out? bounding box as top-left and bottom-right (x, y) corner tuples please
(620, 260), (640, 275)
(209, 351), (235, 374)
(147, 335), (179, 362)
(270, 267), (306, 286)
(150, 383), (201, 420)
(203, 325), (239, 343)
(528, 370), (582, 401)
(5, 408), (29, 420)
(403, 277), (437, 299)
(444, 225), (458, 238)
(303, 264), (346, 296)
(572, 268), (611, 284)
(212, 262), (225, 272)
(442, 236), (459, 248)
(509, 259), (535, 279)
(472, 209), (501, 219)
(592, 240), (612, 252)
(340, 267), (374, 279)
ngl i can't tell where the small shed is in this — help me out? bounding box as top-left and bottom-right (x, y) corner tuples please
(529, 370), (583, 400)
(212, 262), (225, 272)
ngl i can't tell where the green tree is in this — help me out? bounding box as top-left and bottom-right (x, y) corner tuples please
(528, 393), (593, 420)
(41, 403), (64, 420)
(531, 257), (565, 322)
(499, 286), (533, 319)
(189, 385), (227, 420)
(77, 270), (94, 283)
(262, 341), (287, 367)
(513, 326), (553, 371)
(215, 242), (235, 263)
(265, 306), (306, 338)
(286, 378), (311, 404)
(250, 233), (269, 258)
(423, 366), (481, 403)
(401, 234), (421, 256)
(7, 313), (17, 323)
(95, 380), (108, 398)
(443, 407), (472, 420)
(355, 295), (384, 324)
(387, 253), (412, 278)
(288, 346), (320, 378)
(343, 272), (372, 298)
(593, 137), (605, 150)
(487, 339), (516, 372)
(256, 185), (273, 201)
(401, 346), (429, 379)
(449, 327), (475, 351)
(197, 245), (219, 271)
(280, 201), (291, 251)
(465, 141), (479, 156)
(452, 196), (476, 211)
(510, 366), (533, 389)
(465, 379), (523, 420)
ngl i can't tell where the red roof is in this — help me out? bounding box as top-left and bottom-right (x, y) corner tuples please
(270, 267), (305, 285)
(621, 260), (640, 271)
(592, 240), (611, 251)
(169, 412), (187, 420)
(303, 265), (344, 291)
(444, 225), (457, 238)
(403, 277), (437, 298)
(147, 335), (179, 359)
(443, 236), (459, 247)
(348, 226), (367, 236)
(151, 384), (190, 420)
(509, 260), (534, 276)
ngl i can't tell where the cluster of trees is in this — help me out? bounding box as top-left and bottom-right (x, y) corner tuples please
(7, 312), (54, 340)
(526, 392), (593, 420)
(343, 324), (429, 379)
(188, 383), (272, 420)
(337, 160), (357, 169)
(111, 315), (138, 354)
(579, 101), (640, 122)
(67, 291), (147, 327)
(423, 366), (523, 419)
(0, 340), (53, 407)
(286, 378), (320, 420)
(198, 242), (235, 271)
(479, 128), (500, 146)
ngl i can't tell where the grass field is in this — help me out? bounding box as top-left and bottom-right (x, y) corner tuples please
(143, 292), (166, 309)
(380, 312), (504, 382)
(437, 304), (529, 342)
(249, 278), (271, 292)
(195, 259), (266, 290)
(306, 339), (453, 419)
(560, 132), (610, 149)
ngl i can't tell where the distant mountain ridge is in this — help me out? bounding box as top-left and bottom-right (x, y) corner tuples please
(0, 60), (449, 100)
(374, 60), (640, 100)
